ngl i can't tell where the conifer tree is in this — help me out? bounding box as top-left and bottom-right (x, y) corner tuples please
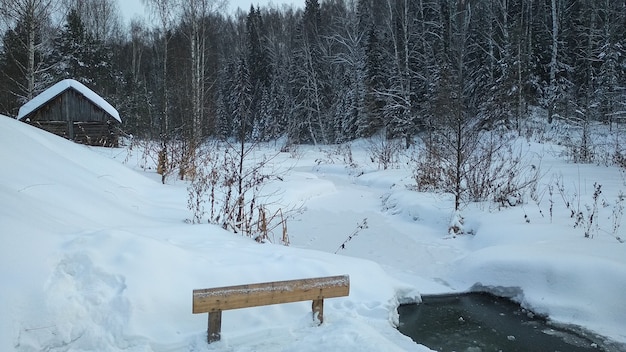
(52, 9), (90, 82)
(359, 16), (387, 137)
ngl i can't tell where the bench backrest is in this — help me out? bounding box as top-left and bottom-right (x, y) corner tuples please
(193, 275), (350, 313)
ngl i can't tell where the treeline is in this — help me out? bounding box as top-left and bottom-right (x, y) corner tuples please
(1, 0), (626, 146)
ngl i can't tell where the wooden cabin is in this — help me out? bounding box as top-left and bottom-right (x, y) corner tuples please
(17, 79), (121, 147)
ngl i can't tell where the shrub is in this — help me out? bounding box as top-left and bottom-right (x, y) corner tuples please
(187, 141), (294, 245)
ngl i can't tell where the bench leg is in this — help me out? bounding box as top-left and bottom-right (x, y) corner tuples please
(208, 310), (222, 343)
(312, 299), (324, 324)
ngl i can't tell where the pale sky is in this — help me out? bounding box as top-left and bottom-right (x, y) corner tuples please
(117, 0), (305, 23)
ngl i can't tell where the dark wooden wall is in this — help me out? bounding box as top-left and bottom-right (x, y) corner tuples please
(24, 88), (120, 147)
(26, 89), (112, 123)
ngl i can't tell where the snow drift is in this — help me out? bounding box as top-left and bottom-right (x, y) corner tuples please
(0, 116), (424, 351)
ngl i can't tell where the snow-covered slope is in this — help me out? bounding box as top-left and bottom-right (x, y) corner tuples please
(281, 141), (626, 346)
(0, 116), (425, 351)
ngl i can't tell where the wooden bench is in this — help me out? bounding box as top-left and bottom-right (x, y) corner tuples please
(192, 274), (350, 343)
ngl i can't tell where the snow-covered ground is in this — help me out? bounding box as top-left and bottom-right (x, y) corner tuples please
(1, 114), (625, 351)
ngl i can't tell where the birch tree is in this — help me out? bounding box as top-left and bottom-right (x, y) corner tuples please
(143, 0), (179, 181)
(181, 0), (224, 141)
(0, 0), (59, 103)
(178, 0), (225, 178)
(544, 0), (573, 123)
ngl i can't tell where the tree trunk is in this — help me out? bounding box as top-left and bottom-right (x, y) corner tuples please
(27, 18), (36, 100)
(548, 0), (558, 123)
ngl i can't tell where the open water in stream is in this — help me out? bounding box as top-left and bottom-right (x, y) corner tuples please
(397, 293), (626, 352)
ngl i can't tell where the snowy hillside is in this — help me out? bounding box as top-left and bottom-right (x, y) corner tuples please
(0, 115), (424, 351)
(1, 114), (626, 351)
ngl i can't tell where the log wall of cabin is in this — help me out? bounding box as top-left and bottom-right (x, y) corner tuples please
(24, 88), (119, 147)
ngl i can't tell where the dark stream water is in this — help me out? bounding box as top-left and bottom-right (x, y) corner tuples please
(397, 293), (625, 352)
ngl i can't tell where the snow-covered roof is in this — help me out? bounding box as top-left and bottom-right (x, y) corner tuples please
(17, 79), (121, 123)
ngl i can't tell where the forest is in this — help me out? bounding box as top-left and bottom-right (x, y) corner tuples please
(1, 0), (625, 148)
